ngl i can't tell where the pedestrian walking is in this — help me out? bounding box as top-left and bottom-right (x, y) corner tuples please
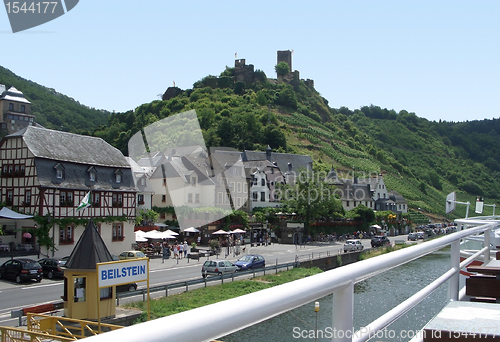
(183, 241), (188, 258)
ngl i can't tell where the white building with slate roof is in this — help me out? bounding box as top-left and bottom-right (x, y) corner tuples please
(0, 126), (137, 258)
(0, 85), (35, 135)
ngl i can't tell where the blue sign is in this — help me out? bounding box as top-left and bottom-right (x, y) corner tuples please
(97, 258), (148, 288)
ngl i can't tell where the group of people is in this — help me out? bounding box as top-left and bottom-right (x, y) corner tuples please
(162, 240), (189, 261)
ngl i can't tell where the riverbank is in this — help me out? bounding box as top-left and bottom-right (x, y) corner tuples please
(125, 267), (323, 322)
(124, 243), (411, 323)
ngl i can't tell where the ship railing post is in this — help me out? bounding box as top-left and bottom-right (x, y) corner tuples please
(332, 281), (354, 342)
(484, 228), (491, 265)
(449, 239), (460, 301)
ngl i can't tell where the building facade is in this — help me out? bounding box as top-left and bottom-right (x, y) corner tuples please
(0, 85), (35, 136)
(0, 126), (137, 257)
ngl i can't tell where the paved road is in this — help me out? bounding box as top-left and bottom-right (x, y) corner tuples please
(0, 235), (411, 326)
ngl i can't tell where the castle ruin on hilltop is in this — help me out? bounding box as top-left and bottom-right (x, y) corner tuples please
(162, 50), (315, 100)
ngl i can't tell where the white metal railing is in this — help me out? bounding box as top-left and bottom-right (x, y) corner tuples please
(82, 220), (498, 342)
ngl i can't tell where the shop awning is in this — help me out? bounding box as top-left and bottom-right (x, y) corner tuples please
(0, 207), (33, 220)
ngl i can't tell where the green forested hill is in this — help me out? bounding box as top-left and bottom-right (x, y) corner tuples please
(0, 66), (110, 134)
(4, 64), (498, 219)
(91, 67), (500, 219)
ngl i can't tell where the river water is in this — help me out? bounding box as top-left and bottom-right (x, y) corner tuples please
(223, 249), (451, 342)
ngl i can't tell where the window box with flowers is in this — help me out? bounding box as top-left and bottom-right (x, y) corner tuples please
(112, 236), (125, 241)
(112, 202), (123, 208)
(59, 238), (74, 245)
(60, 201), (74, 207)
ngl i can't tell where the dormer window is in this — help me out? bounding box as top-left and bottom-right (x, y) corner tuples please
(140, 177), (146, 186)
(114, 169), (123, 184)
(54, 163), (65, 180)
(88, 166), (97, 182)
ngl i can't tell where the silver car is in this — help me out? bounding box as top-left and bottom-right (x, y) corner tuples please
(201, 260), (238, 278)
(343, 239), (364, 253)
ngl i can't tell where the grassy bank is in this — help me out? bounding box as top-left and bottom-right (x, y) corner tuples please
(359, 243), (413, 260)
(125, 267), (323, 322)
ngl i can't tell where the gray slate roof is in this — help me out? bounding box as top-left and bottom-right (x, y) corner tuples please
(65, 219), (114, 269)
(0, 86), (31, 104)
(9, 126), (130, 168)
(242, 149), (312, 175)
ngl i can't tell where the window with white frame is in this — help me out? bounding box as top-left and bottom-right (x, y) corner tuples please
(92, 192), (101, 206)
(60, 225), (74, 244)
(25, 190), (31, 205)
(112, 223), (124, 241)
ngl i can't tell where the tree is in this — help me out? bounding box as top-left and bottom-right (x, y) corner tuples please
(279, 170), (344, 240)
(276, 85), (298, 109)
(32, 214), (56, 257)
(275, 62), (290, 77)
(346, 205), (375, 231)
(135, 209), (159, 226)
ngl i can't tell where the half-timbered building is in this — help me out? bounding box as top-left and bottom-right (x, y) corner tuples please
(0, 126), (137, 257)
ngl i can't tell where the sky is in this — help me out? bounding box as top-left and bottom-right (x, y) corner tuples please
(1, 0), (499, 123)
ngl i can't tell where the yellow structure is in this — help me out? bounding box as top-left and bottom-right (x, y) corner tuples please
(63, 268), (116, 320)
(61, 219), (119, 321)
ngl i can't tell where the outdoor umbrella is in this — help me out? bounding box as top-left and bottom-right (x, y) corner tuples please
(231, 228), (246, 234)
(212, 230), (229, 235)
(183, 227), (200, 233)
(142, 230), (161, 239)
(135, 231), (147, 242)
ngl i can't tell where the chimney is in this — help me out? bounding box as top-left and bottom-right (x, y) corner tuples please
(266, 145), (272, 162)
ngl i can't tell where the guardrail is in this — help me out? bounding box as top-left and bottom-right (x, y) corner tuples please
(82, 218), (498, 342)
(0, 325), (74, 342)
(116, 261), (298, 305)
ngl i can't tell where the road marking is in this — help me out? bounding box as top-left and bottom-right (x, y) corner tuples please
(149, 264), (199, 273)
(22, 283), (62, 290)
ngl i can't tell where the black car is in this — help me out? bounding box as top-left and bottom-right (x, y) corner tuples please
(0, 258), (43, 283)
(116, 282), (138, 292)
(371, 235), (391, 248)
(38, 258), (67, 279)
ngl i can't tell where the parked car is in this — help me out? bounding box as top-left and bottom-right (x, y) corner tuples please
(38, 257), (67, 279)
(407, 233), (418, 241)
(0, 258), (43, 283)
(343, 239), (364, 253)
(118, 251), (146, 260)
(371, 235), (391, 248)
(417, 232), (425, 239)
(201, 259), (238, 278)
(116, 282), (138, 292)
(234, 254), (265, 271)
